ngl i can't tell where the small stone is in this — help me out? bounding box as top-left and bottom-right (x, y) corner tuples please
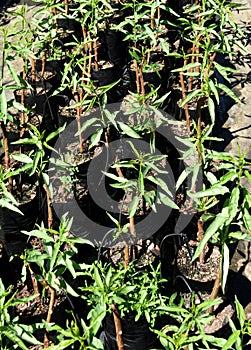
(243, 262), (251, 283)
(244, 302), (251, 320)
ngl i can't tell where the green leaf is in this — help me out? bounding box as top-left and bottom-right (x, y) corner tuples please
(217, 171), (236, 185)
(11, 137), (37, 145)
(214, 61), (236, 83)
(119, 285), (136, 295)
(175, 168), (189, 190)
(222, 330), (241, 350)
(243, 207), (251, 232)
(235, 297), (246, 329)
(30, 151), (42, 175)
(0, 88), (7, 118)
(62, 280), (79, 297)
(0, 199), (23, 215)
(179, 89), (202, 107)
(147, 176), (172, 196)
(159, 193), (179, 209)
(229, 231), (247, 240)
(129, 195), (139, 218)
(208, 96), (215, 123)
(22, 229), (54, 242)
(138, 171), (144, 195)
(209, 80), (219, 104)
(189, 184), (229, 198)
(79, 117), (100, 134)
(172, 62), (201, 73)
(192, 213), (227, 262)
(218, 83), (242, 104)
(45, 124), (66, 142)
(89, 128), (103, 149)
(93, 266), (104, 289)
(103, 171), (128, 183)
(11, 153), (33, 164)
(245, 169), (251, 185)
(9, 323), (42, 345)
(226, 186), (239, 226)
(12, 101), (28, 112)
(222, 243), (229, 293)
(117, 121), (141, 138)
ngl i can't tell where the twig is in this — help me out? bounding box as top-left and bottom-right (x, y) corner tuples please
(41, 50), (47, 79)
(44, 287), (55, 348)
(134, 58), (140, 94)
(179, 68), (190, 134)
(114, 157), (136, 267)
(1, 122), (12, 192)
(111, 304), (124, 350)
(208, 266), (221, 313)
(31, 57), (36, 95)
(27, 264), (40, 303)
(43, 183), (53, 229)
(75, 92), (84, 153)
(139, 59), (145, 100)
(197, 218), (206, 264)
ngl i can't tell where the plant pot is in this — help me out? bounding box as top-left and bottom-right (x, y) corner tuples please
(91, 62), (119, 87)
(0, 185), (39, 257)
(165, 87), (212, 125)
(128, 64), (165, 95)
(30, 59), (64, 90)
(103, 313), (160, 350)
(203, 298), (235, 339)
(56, 17), (82, 37)
(14, 89), (48, 116)
(53, 18), (82, 48)
(175, 241), (221, 293)
(106, 29), (127, 68)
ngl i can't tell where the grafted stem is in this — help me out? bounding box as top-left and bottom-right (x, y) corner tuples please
(111, 304), (124, 350)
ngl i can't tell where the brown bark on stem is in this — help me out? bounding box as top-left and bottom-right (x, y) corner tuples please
(208, 266), (221, 313)
(44, 287), (55, 348)
(52, 0), (57, 16)
(150, 15), (154, 30)
(43, 183), (53, 229)
(20, 60), (27, 139)
(1, 122), (12, 191)
(93, 38), (98, 70)
(129, 216), (137, 259)
(134, 58), (140, 94)
(188, 43), (196, 92)
(75, 93), (84, 153)
(41, 50), (47, 79)
(111, 304), (124, 350)
(64, 0), (68, 15)
(82, 25), (88, 72)
(139, 60), (145, 100)
(27, 264), (40, 302)
(1, 122), (9, 170)
(114, 157), (133, 267)
(87, 37), (92, 84)
(197, 218), (206, 264)
(179, 69), (190, 134)
(31, 58), (36, 95)
(124, 244), (129, 269)
(196, 97), (205, 165)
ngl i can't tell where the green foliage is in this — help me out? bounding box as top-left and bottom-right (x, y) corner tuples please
(0, 278), (42, 349)
(153, 293), (227, 350)
(0, 0), (250, 348)
(21, 214), (92, 297)
(44, 313), (104, 350)
(189, 148), (251, 291)
(81, 261), (166, 328)
(222, 297), (251, 350)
